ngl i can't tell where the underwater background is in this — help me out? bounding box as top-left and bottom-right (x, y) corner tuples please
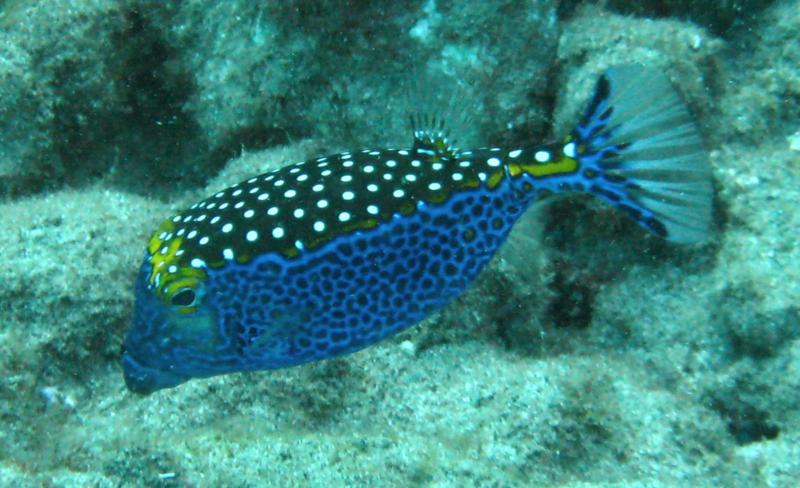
(1, 0), (798, 486)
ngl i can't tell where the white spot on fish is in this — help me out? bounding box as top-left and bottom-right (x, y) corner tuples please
(535, 150), (550, 163)
(563, 142), (577, 158)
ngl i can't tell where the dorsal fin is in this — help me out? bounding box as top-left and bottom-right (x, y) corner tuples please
(410, 113), (461, 161)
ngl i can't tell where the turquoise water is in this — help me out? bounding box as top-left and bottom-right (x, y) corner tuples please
(1, 1), (798, 486)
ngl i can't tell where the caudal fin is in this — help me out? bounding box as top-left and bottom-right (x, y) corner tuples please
(573, 65), (712, 244)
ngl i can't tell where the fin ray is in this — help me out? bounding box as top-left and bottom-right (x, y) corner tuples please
(575, 65), (712, 243)
(410, 113), (461, 159)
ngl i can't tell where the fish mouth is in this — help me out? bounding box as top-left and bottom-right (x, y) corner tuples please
(121, 351), (189, 395)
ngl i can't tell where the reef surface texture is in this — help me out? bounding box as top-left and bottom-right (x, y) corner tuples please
(0, 0), (798, 486)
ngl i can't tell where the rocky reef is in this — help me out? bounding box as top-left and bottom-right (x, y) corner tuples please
(0, 0), (797, 486)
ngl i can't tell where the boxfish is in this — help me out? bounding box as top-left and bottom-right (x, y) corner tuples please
(122, 65), (712, 394)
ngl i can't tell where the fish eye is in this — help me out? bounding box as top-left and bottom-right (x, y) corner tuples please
(171, 288), (197, 307)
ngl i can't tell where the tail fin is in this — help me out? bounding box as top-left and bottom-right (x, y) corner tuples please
(573, 65), (712, 244)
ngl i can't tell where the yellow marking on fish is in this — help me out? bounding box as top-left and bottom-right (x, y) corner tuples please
(399, 202), (415, 215)
(487, 170), (505, 189)
(459, 178), (481, 189)
(148, 238), (183, 287)
(146, 219), (208, 309)
(282, 247), (300, 258)
(427, 191), (449, 203)
(288, 217), (382, 257)
(509, 155), (579, 178)
(161, 266), (207, 313)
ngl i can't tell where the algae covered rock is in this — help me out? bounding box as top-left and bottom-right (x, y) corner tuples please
(148, 0), (561, 176)
(0, 33), (55, 197)
(0, 0), (130, 195)
(0, 188), (168, 383)
(1, 0), (799, 486)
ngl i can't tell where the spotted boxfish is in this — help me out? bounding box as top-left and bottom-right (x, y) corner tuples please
(122, 65), (712, 394)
